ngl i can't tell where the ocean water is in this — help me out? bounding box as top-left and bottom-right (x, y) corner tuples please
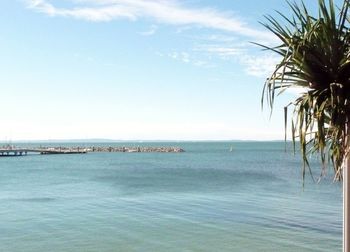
(0, 142), (342, 251)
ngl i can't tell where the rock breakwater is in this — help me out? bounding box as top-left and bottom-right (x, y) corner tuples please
(36, 146), (185, 153)
(90, 146), (184, 153)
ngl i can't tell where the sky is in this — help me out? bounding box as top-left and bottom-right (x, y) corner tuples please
(0, 0), (338, 141)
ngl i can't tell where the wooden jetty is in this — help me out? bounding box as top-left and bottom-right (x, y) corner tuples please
(0, 147), (87, 156)
(0, 149), (29, 156)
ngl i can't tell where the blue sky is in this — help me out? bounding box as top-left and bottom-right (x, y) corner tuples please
(0, 0), (337, 141)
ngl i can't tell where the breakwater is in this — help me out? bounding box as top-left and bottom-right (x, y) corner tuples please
(48, 146), (184, 152)
(89, 146), (184, 153)
(0, 145), (185, 156)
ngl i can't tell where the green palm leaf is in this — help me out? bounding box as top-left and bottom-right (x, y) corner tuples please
(260, 0), (350, 181)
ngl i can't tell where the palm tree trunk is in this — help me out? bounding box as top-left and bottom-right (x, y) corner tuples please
(344, 121), (350, 252)
(345, 160), (350, 251)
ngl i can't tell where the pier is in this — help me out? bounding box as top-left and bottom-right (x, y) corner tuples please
(0, 147), (87, 156)
(0, 149), (28, 156)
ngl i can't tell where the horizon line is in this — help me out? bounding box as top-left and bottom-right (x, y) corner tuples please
(0, 138), (289, 143)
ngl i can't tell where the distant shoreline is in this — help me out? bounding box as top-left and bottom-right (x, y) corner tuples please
(0, 139), (289, 143)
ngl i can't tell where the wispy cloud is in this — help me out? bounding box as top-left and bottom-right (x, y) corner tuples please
(170, 52), (190, 63)
(193, 40), (280, 77)
(139, 24), (158, 36)
(239, 54), (280, 77)
(26, 0), (138, 21)
(25, 0), (279, 77)
(25, 0), (274, 41)
(163, 50), (214, 68)
(194, 45), (244, 57)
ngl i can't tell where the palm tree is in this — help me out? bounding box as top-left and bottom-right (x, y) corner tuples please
(258, 0), (350, 250)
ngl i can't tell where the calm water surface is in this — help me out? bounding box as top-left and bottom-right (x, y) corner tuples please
(0, 142), (342, 251)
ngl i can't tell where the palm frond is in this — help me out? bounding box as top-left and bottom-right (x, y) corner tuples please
(260, 0), (350, 182)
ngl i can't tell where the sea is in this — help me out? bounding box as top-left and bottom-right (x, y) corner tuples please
(0, 141), (342, 252)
